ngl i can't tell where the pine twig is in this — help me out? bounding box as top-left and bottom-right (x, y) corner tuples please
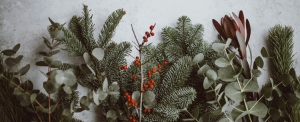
(142, 48), (164, 65)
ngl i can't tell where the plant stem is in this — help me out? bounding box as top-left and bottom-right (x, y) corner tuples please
(48, 38), (54, 122)
(185, 110), (200, 122)
(139, 49), (143, 122)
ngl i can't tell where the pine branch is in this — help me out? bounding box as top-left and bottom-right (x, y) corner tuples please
(61, 27), (87, 56)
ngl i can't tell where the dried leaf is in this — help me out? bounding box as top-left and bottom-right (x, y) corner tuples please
(232, 12), (245, 39)
(212, 19), (228, 40)
(239, 10), (245, 27)
(246, 19), (251, 46)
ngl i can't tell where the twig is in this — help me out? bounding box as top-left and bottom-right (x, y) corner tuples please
(51, 95), (64, 112)
(131, 24), (140, 45)
(185, 110), (200, 122)
(126, 53), (136, 59)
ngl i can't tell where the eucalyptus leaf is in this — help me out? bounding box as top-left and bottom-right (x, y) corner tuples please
(80, 96), (90, 110)
(278, 73), (292, 87)
(20, 99), (30, 107)
(13, 88), (24, 95)
(99, 92), (108, 101)
(143, 99), (157, 109)
(192, 53), (204, 65)
(215, 58), (230, 67)
(235, 111), (250, 121)
(207, 100), (217, 104)
(222, 96), (229, 112)
(212, 108), (222, 115)
(286, 93), (298, 105)
(261, 85), (273, 101)
(143, 91), (155, 102)
(225, 82), (245, 102)
(103, 78), (108, 92)
(191, 106), (199, 119)
(43, 55), (58, 65)
(261, 47), (268, 58)
(15, 55), (23, 64)
(51, 61), (62, 68)
(92, 48), (105, 61)
(203, 77), (214, 90)
(225, 38), (232, 49)
(18, 64), (30, 76)
(268, 107), (280, 121)
(242, 79), (259, 92)
(36, 61), (48, 66)
(5, 58), (18, 66)
(132, 91), (140, 103)
(110, 82), (120, 92)
(83, 52), (92, 64)
(218, 118), (231, 122)
(251, 69), (261, 77)
(23, 80), (33, 91)
(197, 64), (210, 75)
(218, 65), (239, 82)
(254, 56), (264, 68)
(215, 83), (222, 95)
(93, 91), (100, 105)
(10, 77), (20, 88)
(107, 110), (117, 120)
(246, 101), (268, 118)
(206, 69), (217, 80)
(217, 92), (224, 102)
(228, 51), (236, 62)
(55, 69), (76, 86)
(212, 43), (226, 52)
(289, 68), (298, 83)
(30, 93), (37, 103)
(231, 105), (246, 121)
(43, 81), (58, 94)
(2, 49), (16, 56)
(63, 85), (72, 94)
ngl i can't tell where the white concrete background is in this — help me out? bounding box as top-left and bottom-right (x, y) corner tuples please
(0, 0), (300, 122)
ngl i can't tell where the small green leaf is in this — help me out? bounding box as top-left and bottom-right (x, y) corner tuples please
(36, 61), (48, 66)
(30, 93), (37, 103)
(228, 51), (236, 62)
(23, 80), (33, 91)
(203, 77), (214, 90)
(191, 106), (199, 119)
(286, 93), (299, 105)
(278, 74), (293, 87)
(212, 43), (226, 52)
(218, 65), (239, 82)
(9, 77), (20, 88)
(98, 89), (108, 101)
(254, 56), (264, 68)
(143, 99), (157, 109)
(213, 108), (222, 115)
(132, 91), (140, 103)
(246, 101), (268, 118)
(15, 55), (23, 64)
(277, 97), (286, 111)
(43, 81), (58, 94)
(62, 108), (73, 120)
(20, 99), (30, 106)
(107, 110), (117, 120)
(1, 49), (16, 56)
(222, 96), (229, 112)
(83, 52), (92, 64)
(225, 38), (232, 49)
(192, 53), (204, 65)
(236, 111), (250, 121)
(93, 90), (100, 105)
(218, 118), (231, 122)
(197, 64), (210, 75)
(207, 100), (217, 104)
(217, 91), (224, 102)
(215, 83), (223, 95)
(92, 48), (105, 61)
(110, 82), (120, 92)
(261, 47), (268, 58)
(5, 58), (18, 66)
(206, 69), (217, 80)
(13, 43), (21, 52)
(43, 56), (58, 65)
(55, 69), (76, 86)
(80, 96), (90, 110)
(143, 91), (155, 103)
(225, 82), (245, 102)
(215, 58), (230, 67)
(51, 61), (62, 68)
(268, 107), (280, 121)
(13, 88), (24, 95)
(261, 85), (273, 101)
(18, 64), (30, 76)
(242, 79), (259, 92)
(231, 105), (246, 121)
(251, 69), (261, 77)
(63, 85), (72, 94)
(103, 78), (108, 92)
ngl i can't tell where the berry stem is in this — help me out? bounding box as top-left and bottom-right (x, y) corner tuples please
(139, 49), (143, 122)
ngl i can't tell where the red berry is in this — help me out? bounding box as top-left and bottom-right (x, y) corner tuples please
(151, 79), (155, 84)
(144, 86), (147, 90)
(144, 109), (147, 113)
(147, 82), (151, 86)
(136, 56), (139, 59)
(145, 31), (149, 35)
(142, 89), (144, 92)
(125, 92), (129, 96)
(149, 84), (154, 88)
(135, 60), (139, 65)
(129, 116), (133, 120)
(128, 103), (132, 106)
(128, 98), (131, 102)
(151, 32), (154, 36)
(144, 38), (148, 42)
(132, 76), (137, 79)
(147, 71), (151, 75)
(158, 64), (161, 68)
(137, 62), (140, 66)
(124, 66), (127, 69)
(131, 99), (135, 103)
(143, 77), (146, 81)
(147, 109), (151, 113)
(148, 74), (151, 78)
(164, 61), (167, 65)
(134, 103), (138, 106)
(150, 25), (154, 30)
(152, 68), (155, 73)
(127, 95), (131, 99)
(158, 69), (161, 73)
(121, 66), (124, 70)
(143, 84), (146, 87)
(143, 36), (146, 39)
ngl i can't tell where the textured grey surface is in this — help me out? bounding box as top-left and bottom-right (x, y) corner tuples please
(0, 0), (300, 122)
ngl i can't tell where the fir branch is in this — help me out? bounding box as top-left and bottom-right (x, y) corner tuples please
(98, 9), (126, 48)
(61, 27), (87, 56)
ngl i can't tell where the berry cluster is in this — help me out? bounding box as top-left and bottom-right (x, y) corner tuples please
(129, 116), (137, 122)
(143, 25), (155, 42)
(135, 56), (141, 66)
(125, 92), (138, 107)
(121, 65), (127, 70)
(143, 109), (151, 113)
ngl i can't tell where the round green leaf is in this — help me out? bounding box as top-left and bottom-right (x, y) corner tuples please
(20, 99), (30, 107)
(63, 85), (72, 94)
(191, 106), (199, 119)
(246, 101), (268, 118)
(203, 77), (214, 90)
(132, 91), (140, 103)
(93, 90), (100, 105)
(261, 47), (268, 58)
(99, 92), (108, 101)
(43, 56), (57, 65)
(228, 51), (236, 62)
(251, 69), (261, 77)
(215, 58), (230, 67)
(92, 48), (105, 61)
(218, 65), (239, 82)
(212, 108), (222, 115)
(261, 85), (273, 101)
(268, 107), (280, 121)
(2, 49), (16, 56)
(143, 91), (155, 103)
(231, 105), (246, 121)
(23, 80), (33, 91)
(143, 99), (157, 109)
(15, 55), (23, 64)
(215, 83), (223, 95)
(192, 53), (204, 65)
(80, 96), (90, 110)
(242, 79), (259, 92)
(13, 43), (20, 52)
(43, 81), (58, 94)
(83, 52), (92, 64)
(279, 73), (293, 87)
(197, 64), (210, 75)
(51, 61), (62, 68)
(212, 43), (226, 52)
(206, 69), (217, 80)
(110, 82), (120, 92)
(286, 93), (298, 105)
(18, 64), (30, 76)
(10, 77), (20, 88)
(13, 88), (24, 95)
(55, 69), (76, 86)
(225, 82), (245, 102)
(225, 38), (232, 49)
(107, 110), (117, 120)
(254, 56), (264, 68)
(30, 93), (37, 103)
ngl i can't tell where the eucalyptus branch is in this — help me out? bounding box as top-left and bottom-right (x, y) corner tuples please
(250, 95), (264, 110)
(139, 49), (143, 122)
(264, 115), (272, 122)
(185, 110), (200, 122)
(210, 86), (233, 122)
(242, 76), (254, 91)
